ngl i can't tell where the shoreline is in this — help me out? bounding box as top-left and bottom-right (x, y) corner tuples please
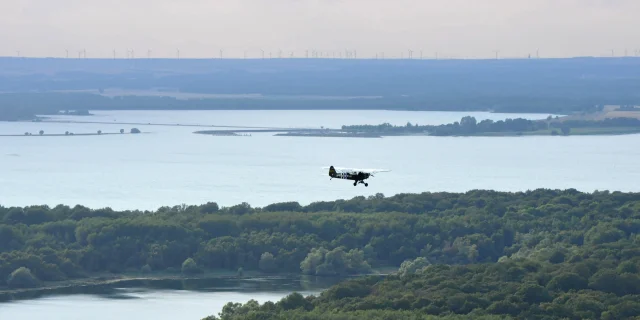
(195, 127), (640, 138)
(0, 268), (395, 303)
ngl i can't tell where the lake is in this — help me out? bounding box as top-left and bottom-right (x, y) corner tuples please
(2, 109), (640, 318)
(2, 109), (640, 211)
(0, 275), (346, 320)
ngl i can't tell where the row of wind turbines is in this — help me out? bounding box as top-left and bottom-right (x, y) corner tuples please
(54, 48), (515, 60)
(12, 48), (640, 60)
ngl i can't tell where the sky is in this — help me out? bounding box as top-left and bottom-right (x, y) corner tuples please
(1, 0), (639, 59)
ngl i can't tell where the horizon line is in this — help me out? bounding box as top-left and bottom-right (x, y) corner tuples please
(2, 55), (638, 61)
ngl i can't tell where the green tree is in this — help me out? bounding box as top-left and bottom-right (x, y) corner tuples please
(397, 257), (431, 278)
(7, 267), (40, 289)
(259, 252), (277, 273)
(181, 258), (200, 275)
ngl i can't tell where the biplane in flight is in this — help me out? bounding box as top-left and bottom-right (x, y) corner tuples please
(324, 165), (391, 186)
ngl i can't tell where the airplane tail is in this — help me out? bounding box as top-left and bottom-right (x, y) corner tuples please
(329, 166), (336, 177)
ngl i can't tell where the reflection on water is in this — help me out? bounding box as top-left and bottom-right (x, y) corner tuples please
(0, 275), (352, 320)
(0, 274), (349, 303)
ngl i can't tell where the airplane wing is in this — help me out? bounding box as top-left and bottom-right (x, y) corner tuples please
(322, 167), (390, 173)
(358, 168), (391, 174)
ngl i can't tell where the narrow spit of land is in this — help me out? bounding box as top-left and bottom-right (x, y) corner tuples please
(194, 128), (382, 138)
(0, 132), (143, 137)
(24, 119), (301, 130)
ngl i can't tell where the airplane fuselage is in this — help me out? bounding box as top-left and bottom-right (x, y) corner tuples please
(331, 171), (369, 181)
(329, 166), (370, 186)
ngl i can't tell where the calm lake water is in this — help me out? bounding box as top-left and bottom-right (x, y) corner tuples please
(2, 109), (640, 318)
(0, 275), (345, 320)
(2, 110), (640, 211)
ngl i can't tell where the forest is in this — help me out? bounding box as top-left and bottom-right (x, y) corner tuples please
(1, 189), (640, 319)
(198, 190), (640, 320)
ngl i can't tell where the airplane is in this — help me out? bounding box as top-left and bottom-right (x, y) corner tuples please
(324, 165), (391, 186)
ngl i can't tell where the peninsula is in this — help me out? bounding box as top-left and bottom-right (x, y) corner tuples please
(192, 105), (640, 138)
(339, 105), (640, 137)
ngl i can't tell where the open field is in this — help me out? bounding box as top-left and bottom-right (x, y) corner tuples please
(555, 105), (640, 121)
(467, 127), (640, 137)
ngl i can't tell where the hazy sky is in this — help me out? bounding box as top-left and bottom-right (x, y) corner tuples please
(1, 0), (639, 59)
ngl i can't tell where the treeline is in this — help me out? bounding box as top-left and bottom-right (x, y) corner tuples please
(1, 189), (639, 293)
(342, 116), (550, 135)
(342, 115), (640, 136)
(202, 190), (640, 320)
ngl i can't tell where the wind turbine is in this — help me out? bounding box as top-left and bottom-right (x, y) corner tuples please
(260, 49), (264, 59)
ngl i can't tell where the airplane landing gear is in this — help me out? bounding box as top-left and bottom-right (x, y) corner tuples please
(354, 180), (368, 187)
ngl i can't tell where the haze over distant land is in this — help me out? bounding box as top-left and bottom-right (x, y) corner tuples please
(1, 57), (640, 117)
(1, 0), (639, 59)
(1, 1), (640, 118)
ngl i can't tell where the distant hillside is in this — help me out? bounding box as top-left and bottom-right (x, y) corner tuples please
(1, 57), (640, 114)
